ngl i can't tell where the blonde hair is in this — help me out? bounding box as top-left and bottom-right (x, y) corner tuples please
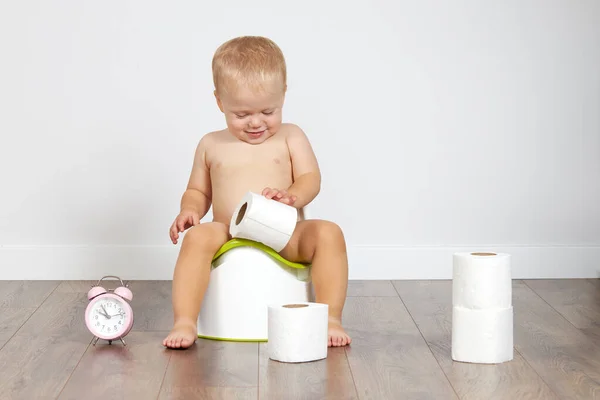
(212, 36), (287, 94)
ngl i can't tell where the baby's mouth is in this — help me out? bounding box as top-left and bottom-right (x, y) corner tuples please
(246, 130), (266, 137)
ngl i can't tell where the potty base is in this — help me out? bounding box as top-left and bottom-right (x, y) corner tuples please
(197, 245), (313, 341)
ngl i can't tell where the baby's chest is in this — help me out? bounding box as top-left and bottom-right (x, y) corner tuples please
(208, 143), (291, 170)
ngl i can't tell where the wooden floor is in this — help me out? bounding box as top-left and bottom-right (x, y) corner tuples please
(1, 279), (600, 399)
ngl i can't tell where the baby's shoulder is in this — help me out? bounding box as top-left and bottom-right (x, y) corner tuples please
(196, 129), (228, 150)
(278, 123), (308, 141)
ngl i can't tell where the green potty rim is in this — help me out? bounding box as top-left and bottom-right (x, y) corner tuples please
(197, 333), (267, 342)
(212, 238), (310, 269)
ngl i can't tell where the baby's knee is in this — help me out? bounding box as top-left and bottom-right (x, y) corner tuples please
(182, 223), (228, 250)
(315, 220), (345, 243)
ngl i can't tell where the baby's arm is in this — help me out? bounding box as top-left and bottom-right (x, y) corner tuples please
(182, 135), (212, 218)
(170, 135), (212, 244)
(284, 125), (321, 209)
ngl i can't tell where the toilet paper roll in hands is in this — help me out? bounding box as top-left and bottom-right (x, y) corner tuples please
(229, 191), (298, 252)
(268, 302), (328, 363)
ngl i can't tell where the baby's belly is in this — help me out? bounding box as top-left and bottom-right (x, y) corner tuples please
(210, 168), (293, 225)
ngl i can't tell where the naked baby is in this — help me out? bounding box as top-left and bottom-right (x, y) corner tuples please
(163, 36), (351, 349)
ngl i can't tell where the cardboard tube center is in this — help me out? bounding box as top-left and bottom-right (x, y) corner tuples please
(471, 252), (497, 256)
(283, 304), (308, 308)
(235, 203), (248, 225)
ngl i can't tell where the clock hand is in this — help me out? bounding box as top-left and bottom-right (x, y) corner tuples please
(100, 305), (112, 319)
(109, 312), (124, 317)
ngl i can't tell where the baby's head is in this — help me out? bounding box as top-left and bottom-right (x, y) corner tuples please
(212, 36), (287, 144)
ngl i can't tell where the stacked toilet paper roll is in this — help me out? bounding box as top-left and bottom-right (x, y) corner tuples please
(451, 252), (514, 364)
(267, 302), (328, 363)
(229, 191), (298, 252)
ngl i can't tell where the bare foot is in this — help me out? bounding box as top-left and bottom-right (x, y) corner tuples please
(163, 319), (197, 349)
(328, 318), (351, 347)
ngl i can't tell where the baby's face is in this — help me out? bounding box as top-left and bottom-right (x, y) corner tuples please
(216, 80), (285, 144)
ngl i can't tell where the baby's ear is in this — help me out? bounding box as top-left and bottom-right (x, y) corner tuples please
(214, 90), (224, 113)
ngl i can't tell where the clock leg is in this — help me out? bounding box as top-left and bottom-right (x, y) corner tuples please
(119, 337), (127, 346)
(92, 336), (99, 346)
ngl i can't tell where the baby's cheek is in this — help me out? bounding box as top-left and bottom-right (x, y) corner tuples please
(266, 116), (282, 130)
(229, 118), (247, 131)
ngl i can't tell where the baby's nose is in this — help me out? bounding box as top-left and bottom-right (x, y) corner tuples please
(249, 115), (262, 127)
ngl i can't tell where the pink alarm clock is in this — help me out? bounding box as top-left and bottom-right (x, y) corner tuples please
(85, 275), (134, 346)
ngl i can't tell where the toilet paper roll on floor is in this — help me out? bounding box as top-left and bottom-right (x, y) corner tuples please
(451, 251), (514, 364)
(452, 306), (514, 364)
(229, 191), (298, 252)
(453, 252), (512, 309)
(268, 302), (328, 363)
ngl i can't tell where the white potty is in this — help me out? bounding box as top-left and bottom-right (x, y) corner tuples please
(197, 238), (313, 341)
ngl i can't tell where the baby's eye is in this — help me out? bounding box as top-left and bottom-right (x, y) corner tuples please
(262, 111), (274, 115)
(235, 114), (248, 119)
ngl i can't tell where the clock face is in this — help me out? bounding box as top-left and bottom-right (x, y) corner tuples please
(86, 294), (132, 338)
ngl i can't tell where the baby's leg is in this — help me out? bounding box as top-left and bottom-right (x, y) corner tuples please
(279, 220), (351, 347)
(163, 222), (229, 349)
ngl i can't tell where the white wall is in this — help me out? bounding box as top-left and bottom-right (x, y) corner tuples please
(1, 1), (599, 280)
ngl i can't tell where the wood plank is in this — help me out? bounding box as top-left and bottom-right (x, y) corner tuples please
(127, 280), (173, 331)
(0, 290), (92, 399)
(524, 279), (600, 330)
(393, 280), (558, 400)
(158, 340), (258, 399)
(343, 296), (458, 399)
(258, 343), (358, 399)
(347, 280), (398, 297)
(53, 280), (97, 293)
(512, 280), (600, 398)
(0, 308), (36, 349)
(160, 387), (257, 400)
(582, 328), (600, 347)
(57, 331), (171, 400)
(0, 280), (59, 307)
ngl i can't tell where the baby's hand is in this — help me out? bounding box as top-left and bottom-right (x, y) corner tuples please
(169, 209), (200, 244)
(262, 187), (297, 206)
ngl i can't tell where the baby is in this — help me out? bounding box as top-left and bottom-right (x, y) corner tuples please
(162, 36), (351, 349)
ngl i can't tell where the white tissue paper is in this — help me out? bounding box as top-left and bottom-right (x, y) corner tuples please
(229, 191), (298, 252)
(451, 306), (514, 364)
(452, 252), (512, 309)
(267, 302), (328, 363)
(451, 252), (514, 364)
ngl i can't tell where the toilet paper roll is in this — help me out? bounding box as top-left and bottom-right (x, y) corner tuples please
(229, 191), (298, 252)
(451, 305), (514, 364)
(453, 252), (512, 309)
(267, 302), (328, 363)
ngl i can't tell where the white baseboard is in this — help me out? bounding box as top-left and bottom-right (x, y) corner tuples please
(0, 245), (599, 280)
(347, 245), (600, 280)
